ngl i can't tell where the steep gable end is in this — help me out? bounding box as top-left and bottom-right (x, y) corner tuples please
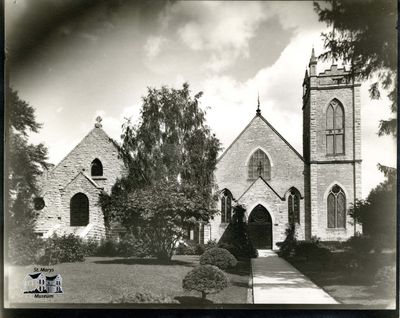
(217, 114), (303, 164)
(51, 125), (125, 192)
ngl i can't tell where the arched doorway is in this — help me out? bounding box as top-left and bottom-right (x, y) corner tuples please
(248, 204), (272, 249)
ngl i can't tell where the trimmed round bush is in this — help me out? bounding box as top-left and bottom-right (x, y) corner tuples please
(200, 247), (237, 270)
(111, 291), (178, 303)
(182, 265), (229, 299)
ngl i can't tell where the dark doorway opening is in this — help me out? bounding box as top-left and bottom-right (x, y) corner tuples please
(248, 204), (272, 249)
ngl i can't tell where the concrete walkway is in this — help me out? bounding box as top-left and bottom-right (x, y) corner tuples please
(251, 250), (338, 304)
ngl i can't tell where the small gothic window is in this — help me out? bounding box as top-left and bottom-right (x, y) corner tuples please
(221, 189), (233, 223)
(248, 149), (271, 180)
(91, 158), (103, 177)
(288, 188), (300, 224)
(326, 99), (344, 155)
(33, 197), (45, 210)
(327, 185), (346, 228)
(70, 193), (89, 226)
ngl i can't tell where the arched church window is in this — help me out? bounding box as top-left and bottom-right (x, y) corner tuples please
(327, 185), (346, 228)
(221, 189), (233, 223)
(248, 149), (271, 180)
(91, 158), (103, 177)
(326, 99), (344, 155)
(288, 188), (300, 224)
(70, 193), (89, 226)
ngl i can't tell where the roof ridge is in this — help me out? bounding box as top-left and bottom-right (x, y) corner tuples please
(52, 127), (119, 173)
(258, 114), (304, 161)
(236, 177), (284, 202)
(217, 114), (304, 164)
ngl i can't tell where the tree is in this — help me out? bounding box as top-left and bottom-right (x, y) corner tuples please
(100, 83), (221, 260)
(314, 0), (397, 136)
(348, 166), (396, 251)
(6, 86), (48, 264)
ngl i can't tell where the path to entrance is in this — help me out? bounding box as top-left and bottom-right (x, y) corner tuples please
(251, 250), (338, 304)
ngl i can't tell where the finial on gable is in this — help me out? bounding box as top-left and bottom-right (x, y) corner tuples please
(256, 93), (261, 116)
(95, 116), (103, 128)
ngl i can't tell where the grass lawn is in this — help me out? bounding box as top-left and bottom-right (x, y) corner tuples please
(6, 255), (251, 306)
(284, 251), (396, 308)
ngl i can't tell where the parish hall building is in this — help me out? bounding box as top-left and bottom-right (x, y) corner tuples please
(34, 50), (362, 249)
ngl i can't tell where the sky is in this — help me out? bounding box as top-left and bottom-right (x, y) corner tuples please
(6, 0), (396, 198)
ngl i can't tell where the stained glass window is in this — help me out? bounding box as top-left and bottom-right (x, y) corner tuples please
(327, 185), (346, 228)
(248, 149), (271, 180)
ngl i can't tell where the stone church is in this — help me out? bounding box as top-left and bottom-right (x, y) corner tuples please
(34, 50), (362, 249)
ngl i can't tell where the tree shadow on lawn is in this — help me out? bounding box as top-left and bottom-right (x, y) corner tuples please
(93, 258), (196, 266)
(174, 296), (214, 305)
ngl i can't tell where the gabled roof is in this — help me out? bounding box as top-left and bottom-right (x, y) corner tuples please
(62, 171), (102, 191)
(237, 176), (285, 202)
(217, 114), (304, 163)
(53, 126), (120, 173)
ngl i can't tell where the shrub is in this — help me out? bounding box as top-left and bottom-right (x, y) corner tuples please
(83, 239), (99, 256)
(111, 291), (178, 303)
(95, 239), (119, 257)
(204, 240), (218, 250)
(200, 247), (237, 270)
(175, 241), (204, 255)
(345, 235), (374, 254)
(40, 234), (85, 265)
(116, 234), (151, 258)
(294, 241), (331, 261)
(375, 266), (396, 290)
(182, 265), (229, 300)
(277, 223), (297, 258)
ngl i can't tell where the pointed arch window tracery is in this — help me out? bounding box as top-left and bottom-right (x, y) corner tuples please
(326, 99), (344, 155)
(248, 149), (271, 180)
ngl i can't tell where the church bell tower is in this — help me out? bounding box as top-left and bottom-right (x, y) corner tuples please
(302, 48), (362, 241)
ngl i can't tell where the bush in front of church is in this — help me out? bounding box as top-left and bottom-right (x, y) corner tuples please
(39, 234), (85, 265)
(182, 265), (229, 300)
(276, 223), (298, 258)
(199, 247), (237, 270)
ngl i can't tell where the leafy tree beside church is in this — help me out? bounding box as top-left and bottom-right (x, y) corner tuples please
(100, 83), (221, 260)
(6, 86), (49, 264)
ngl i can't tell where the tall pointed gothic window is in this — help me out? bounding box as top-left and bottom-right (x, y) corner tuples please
(221, 189), (233, 223)
(326, 99), (344, 155)
(327, 185), (346, 228)
(288, 188), (300, 224)
(248, 149), (271, 180)
(91, 158), (103, 177)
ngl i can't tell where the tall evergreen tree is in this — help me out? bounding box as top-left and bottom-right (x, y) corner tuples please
(314, 0), (397, 136)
